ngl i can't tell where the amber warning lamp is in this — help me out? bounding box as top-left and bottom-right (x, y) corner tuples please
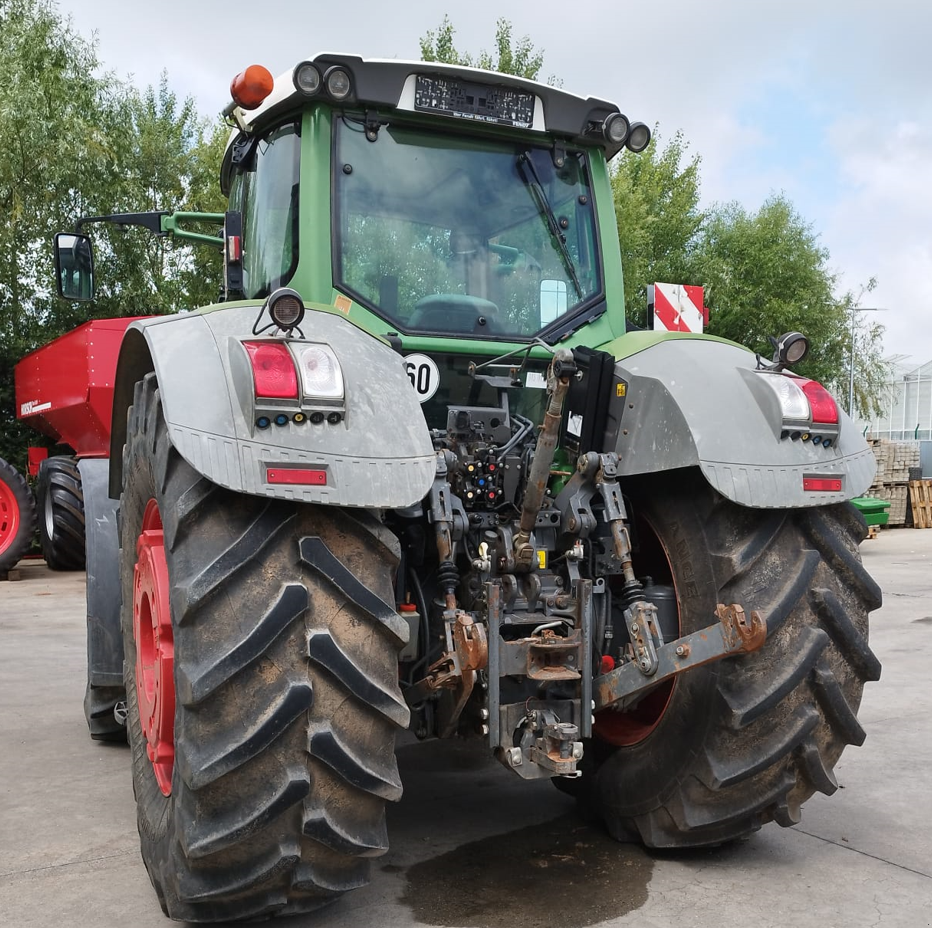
(223, 65), (274, 116)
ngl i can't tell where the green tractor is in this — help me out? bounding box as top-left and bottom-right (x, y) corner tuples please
(55, 55), (881, 922)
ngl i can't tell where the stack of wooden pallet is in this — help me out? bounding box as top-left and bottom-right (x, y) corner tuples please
(865, 440), (920, 525)
(909, 480), (932, 528)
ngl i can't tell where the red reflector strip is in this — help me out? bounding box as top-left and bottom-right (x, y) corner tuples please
(803, 477), (842, 492)
(266, 468), (327, 486)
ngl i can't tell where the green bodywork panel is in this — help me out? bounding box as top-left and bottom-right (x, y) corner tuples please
(598, 329), (748, 361)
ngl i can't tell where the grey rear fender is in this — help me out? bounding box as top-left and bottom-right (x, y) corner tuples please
(606, 337), (875, 508)
(109, 303), (435, 508)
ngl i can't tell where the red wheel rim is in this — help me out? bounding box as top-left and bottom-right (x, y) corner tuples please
(0, 478), (22, 558)
(133, 499), (175, 796)
(593, 513), (678, 747)
(592, 682), (675, 746)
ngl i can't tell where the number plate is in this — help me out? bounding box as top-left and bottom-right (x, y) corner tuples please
(414, 75), (535, 128)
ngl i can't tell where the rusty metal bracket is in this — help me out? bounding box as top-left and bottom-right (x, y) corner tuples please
(404, 612), (488, 738)
(625, 599), (664, 675)
(594, 602), (766, 711)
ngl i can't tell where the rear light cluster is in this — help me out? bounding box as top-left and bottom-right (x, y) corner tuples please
(243, 340), (345, 430)
(759, 372), (840, 448)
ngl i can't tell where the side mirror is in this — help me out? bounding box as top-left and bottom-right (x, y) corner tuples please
(540, 279), (568, 326)
(54, 232), (95, 301)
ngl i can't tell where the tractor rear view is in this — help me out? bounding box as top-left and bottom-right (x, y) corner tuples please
(52, 55), (881, 922)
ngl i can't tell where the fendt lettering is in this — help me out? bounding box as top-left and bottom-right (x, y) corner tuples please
(15, 53), (880, 922)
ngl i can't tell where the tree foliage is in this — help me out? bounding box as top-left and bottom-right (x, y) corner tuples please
(611, 131), (704, 327)
(694, 199), (890, 414)
(0, 0), (225, 465)
(420, 16), (550, 83)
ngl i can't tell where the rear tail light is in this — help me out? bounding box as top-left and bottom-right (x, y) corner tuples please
(296, 345), (344, 400)
(760, 373), (810, 421)
(798, 379), (839, 424)
(244, 341), (298, 399)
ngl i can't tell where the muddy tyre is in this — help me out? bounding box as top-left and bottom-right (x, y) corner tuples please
(121, 374), (409, 923)
(36, 456), (86, 571)
(588, 472), (882, 848)
(0, 457), (36, 573)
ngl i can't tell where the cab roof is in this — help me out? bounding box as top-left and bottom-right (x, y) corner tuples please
(222, 52), (639, 172)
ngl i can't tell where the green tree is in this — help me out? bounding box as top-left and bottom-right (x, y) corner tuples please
(0, 0), (121, 465)
(611, 130), (704, 327)
(0, 0), (227, 466)
(696, 196), (890, 415)
(97, 76), (226, 315)
(420, 16), (549, 82)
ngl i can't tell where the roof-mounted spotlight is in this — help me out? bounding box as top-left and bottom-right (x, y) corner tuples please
(324, 67), (352, 101)
(293, 61), (322, 96)
(773, 331), (810, 368)
(603, 112), (630, 145)
(626, 122), (651, 153)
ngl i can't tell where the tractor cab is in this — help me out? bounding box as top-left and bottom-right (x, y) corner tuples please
(218, 55), (650, 349)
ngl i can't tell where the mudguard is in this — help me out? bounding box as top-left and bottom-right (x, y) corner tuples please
(109, 302), (435, 508)
(79, 458), (123, 684)
(603, 334), (875, 508)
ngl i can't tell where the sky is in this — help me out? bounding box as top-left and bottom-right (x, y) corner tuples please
(55, 0), (932, 366)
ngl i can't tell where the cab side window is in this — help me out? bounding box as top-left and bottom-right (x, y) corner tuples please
(228, 122), (301, 299)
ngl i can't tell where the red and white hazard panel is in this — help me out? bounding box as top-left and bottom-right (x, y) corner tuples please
(648, 283), (707, 333)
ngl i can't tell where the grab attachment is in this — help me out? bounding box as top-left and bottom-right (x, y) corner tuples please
(594, 603), (767, 711)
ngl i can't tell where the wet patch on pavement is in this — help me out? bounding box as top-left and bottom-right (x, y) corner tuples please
(399, 813), (653, 928)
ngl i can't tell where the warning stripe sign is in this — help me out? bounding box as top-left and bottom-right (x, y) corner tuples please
(648, 283), (707, 333)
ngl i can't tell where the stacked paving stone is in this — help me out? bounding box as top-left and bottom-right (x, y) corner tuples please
(865, 440), (920, 525)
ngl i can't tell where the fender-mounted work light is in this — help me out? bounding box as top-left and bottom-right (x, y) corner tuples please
(773, 331), (810, 367)
(267, 288), (305, 331)
(626, 122), (651, 153)
(229, 65), (274, 110)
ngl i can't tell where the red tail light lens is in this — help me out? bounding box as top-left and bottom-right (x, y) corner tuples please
(798, 379), (839, 425)
(244, 341), (298, 399)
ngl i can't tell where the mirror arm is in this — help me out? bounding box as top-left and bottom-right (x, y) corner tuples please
(75, 211), (170, 236)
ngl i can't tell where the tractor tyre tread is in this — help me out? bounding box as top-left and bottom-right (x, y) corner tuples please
(37, 456), (86, 571)
(592, 472), (880, 849)
(122, 374), (407, 923)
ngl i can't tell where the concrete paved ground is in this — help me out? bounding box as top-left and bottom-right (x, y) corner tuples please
(1, 528), (930, 928)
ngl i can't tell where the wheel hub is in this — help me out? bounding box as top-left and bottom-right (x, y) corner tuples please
(0, 478), (21, 558)
(133, 499), (175, 796)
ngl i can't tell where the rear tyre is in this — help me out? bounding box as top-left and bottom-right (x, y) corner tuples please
(586, 472), (882, 848)
(36, 456), (86, 570)
(122, 374), (409, 923)
(0, 457), (36, 573)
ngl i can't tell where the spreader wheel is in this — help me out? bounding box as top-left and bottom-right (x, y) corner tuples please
(0, 457), (36, 573)
(36, 456), (86, 571)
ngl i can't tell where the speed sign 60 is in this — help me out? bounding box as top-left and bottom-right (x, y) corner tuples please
(403, 353), (440, 403)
